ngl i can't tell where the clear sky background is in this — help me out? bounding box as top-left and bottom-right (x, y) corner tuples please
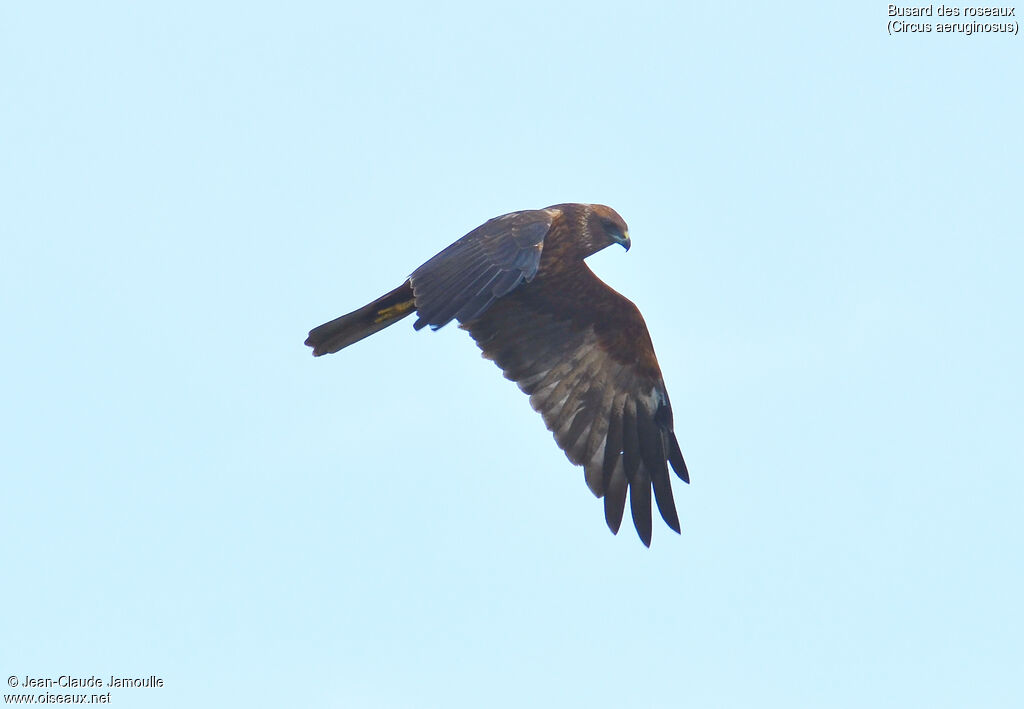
(2, 2), (1021, 708)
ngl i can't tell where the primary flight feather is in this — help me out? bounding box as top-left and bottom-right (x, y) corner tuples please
(305, 203), (689, 546)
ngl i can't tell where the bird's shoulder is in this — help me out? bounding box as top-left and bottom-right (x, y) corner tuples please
(508, 264), (663, 382)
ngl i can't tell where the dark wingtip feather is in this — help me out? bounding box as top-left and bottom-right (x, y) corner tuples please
(601, 412), (624, 493)
(604, 464), (627, 534)
(669, 435), (690, 484)
(629, 481), (653, 547)
(653, 479), (681, 534)
(650, 446), (681, 533)
(637, 526), (652, 547)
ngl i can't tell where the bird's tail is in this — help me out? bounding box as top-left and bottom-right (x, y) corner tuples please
(305, 281), (416, 356)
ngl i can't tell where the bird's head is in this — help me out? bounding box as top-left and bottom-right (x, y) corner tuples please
(584, 204), (631, 254)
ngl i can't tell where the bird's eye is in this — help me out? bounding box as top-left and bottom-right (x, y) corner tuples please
(601, 218), (619, 237)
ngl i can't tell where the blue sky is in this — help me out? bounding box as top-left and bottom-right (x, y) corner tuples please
(2, 2), (1021, 707)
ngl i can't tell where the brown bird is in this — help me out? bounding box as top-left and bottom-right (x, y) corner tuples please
(305, 203), (688, 546)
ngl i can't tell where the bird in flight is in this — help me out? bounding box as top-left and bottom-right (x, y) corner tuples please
(305, 203), (689, 546)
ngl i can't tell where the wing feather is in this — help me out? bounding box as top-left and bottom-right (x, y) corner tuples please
(410, 210), (552, 330)
(669, 434), (689, 483)
(490, 269), (526, 298)
(621, 398), (642, 482)
(601, 394), (626, 494)
(628, 465), (653, 547)
(428, 267), (500, 326)
(604, 457), (628, 534)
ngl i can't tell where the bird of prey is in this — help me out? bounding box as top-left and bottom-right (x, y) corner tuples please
(305, 203), (688, 546)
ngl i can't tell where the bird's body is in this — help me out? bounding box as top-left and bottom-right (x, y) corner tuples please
(306, 203), (688, 546)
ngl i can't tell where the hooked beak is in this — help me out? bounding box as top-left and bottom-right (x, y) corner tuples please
(620, 231), (631, 251)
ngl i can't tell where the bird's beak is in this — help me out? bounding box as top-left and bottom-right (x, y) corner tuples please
(621, 231), (631, 251)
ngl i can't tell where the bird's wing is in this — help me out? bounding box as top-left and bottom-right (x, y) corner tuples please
(409, 209), (553, 330)
(463, 264), (688, 546)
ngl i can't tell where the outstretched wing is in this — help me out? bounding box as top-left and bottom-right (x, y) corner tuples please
(409, 209), (554, 330)
(463, 264), (689, 546)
